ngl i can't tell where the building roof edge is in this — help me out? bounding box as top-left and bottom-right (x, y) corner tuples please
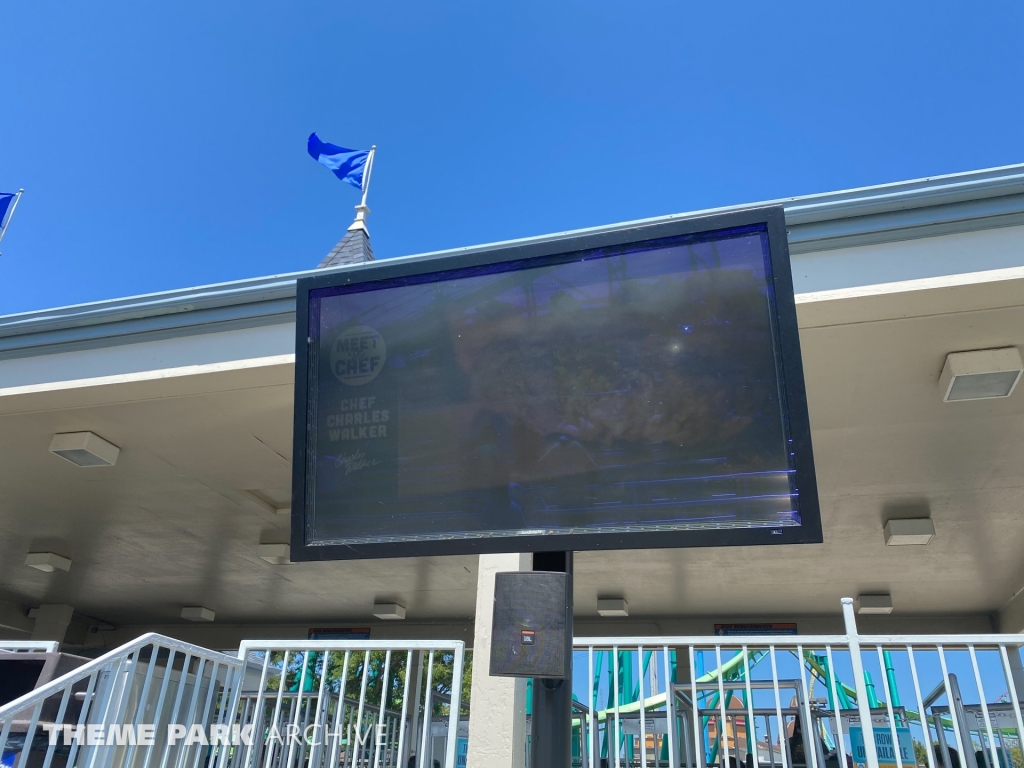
(2, 162), (1022, 355)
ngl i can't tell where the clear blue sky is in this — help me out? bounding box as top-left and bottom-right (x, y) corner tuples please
(1, 1), (1021, 315)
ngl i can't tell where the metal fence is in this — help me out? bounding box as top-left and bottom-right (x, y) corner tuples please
(8, 600), (1024, 768)
(572, 599), (1024, 768)
(0, 636), (466, 768)
(233, 639), (466, 768)
(0, 632), (244, 768)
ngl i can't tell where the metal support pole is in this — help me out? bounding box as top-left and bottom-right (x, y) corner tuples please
(348, 148), (376, 233)
(404, 650), (423, 768)
(948, 675), (979, 768)
(360, 147), (376, 208)
(531, 551), (573, 768)
(842, 597), (881, 768)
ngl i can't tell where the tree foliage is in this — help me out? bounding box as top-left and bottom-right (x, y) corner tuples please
(255, 648), (472, 717)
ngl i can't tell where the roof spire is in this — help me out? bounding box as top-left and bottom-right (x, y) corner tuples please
(316, 220), (374, 269)
(316, 146), (377, 269)
(347, 203), (370, 234)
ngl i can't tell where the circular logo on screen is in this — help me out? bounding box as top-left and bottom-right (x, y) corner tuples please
(330, 325), (387, 386)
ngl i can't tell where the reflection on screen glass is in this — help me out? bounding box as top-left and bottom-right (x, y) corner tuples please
(305, 225), (798, 546)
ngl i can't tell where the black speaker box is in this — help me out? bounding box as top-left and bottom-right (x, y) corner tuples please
(489, 571), (572, 679)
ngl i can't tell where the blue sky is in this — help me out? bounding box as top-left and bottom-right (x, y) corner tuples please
(571, 645), (1017, 759)
(1, 1), (1022, 315)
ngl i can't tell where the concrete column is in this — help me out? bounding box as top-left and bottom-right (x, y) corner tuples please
(466, 553), (531, 768)
(675, 645), (692, 684)
(0, 599), (33, 634)
(674, 646), (697, 764)
(31, 604), (75, 645)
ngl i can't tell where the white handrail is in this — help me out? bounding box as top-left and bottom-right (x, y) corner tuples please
(237, 638), (465, 653)
(0, 632), (240, 718)
(576, 633), (1024, 647)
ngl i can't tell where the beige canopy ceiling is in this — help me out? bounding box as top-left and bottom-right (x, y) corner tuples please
(1, 266), (1022, 642)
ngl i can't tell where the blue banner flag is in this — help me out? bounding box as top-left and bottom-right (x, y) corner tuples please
(307, 134), (370, 190)
(0, 191), (22, 250)
(0, 193), (15, 227)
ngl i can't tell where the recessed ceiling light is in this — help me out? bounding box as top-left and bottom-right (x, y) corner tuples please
(258, 543), (290, 564)
(243, 491), (290, 515)
(25, 552), (72, 573)
(181, 606), (215, 622)
(940, 348), (1023, 402)
(49, 432), (120, 467)
(884, 518), (935, 546)
(372, 602), (406, 620)
(597, 598), (629, 617)
(856, 594), (893, 614)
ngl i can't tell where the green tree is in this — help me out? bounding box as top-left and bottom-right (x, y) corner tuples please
(252, 647), (472, 717)
(914, 740), (930, 767)
(415, 651), (471, 720)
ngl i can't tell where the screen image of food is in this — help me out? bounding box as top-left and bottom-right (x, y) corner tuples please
(305, 225), (798, 546)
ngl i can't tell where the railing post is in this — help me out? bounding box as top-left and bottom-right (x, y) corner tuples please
(444, 646), (465, 768)
(1008, 647), (1024, 703)
(947, 675), (979, 768)
(405, 651), (423, 768)
(841, 597), (881, 768)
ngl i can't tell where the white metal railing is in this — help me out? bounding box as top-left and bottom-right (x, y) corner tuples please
(572, 599), (1024, 768)
(0, 636), (466, 768)
(0, 641), (60, 653)
(9, 599), (1024, 768)
(233, 639), (466, 768)
(0, 633), (244, 768)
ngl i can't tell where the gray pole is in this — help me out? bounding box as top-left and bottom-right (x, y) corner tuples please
(531, 551), (574, 768)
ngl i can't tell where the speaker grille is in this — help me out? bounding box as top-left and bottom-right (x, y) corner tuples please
(489, 571), (571, 679)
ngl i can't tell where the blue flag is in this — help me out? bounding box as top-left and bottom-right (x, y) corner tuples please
(307, 134), (370, 190)
(0, 193), (15, 227)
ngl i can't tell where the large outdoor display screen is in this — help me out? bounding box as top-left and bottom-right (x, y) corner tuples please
(292, 207), (820, 560)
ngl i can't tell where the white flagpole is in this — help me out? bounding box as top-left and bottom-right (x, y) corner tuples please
(0, 189), (24, 251)
(348, 147), (376, 233)
(360, 146), (376, 208)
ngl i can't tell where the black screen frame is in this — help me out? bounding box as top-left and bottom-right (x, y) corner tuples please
(291, 205), (821, 561)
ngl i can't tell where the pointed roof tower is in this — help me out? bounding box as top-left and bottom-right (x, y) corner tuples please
(316, 204), (375, 268)
(316, 145), (377, 269)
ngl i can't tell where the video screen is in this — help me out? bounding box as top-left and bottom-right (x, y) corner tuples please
(303, 224), (801, 548)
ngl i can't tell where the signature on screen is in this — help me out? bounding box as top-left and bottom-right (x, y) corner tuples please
(326, 450), (381, 476)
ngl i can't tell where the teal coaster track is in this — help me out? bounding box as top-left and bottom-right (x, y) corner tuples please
(562, 646), (951, 767)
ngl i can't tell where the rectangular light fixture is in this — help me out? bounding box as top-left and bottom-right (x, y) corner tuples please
(372, 602), (406, 620)
(181, 606), (216, 622)
(244, 491), (291, 515)
(49, 432), (120, 467)
(940, 348), (1023, 402)
(857, 594), (893, 614)
(597, 598), (629, 617)
(258, 543), (291, 564)
(884, 518), (935, 546)
(25, 552), (72, 573)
